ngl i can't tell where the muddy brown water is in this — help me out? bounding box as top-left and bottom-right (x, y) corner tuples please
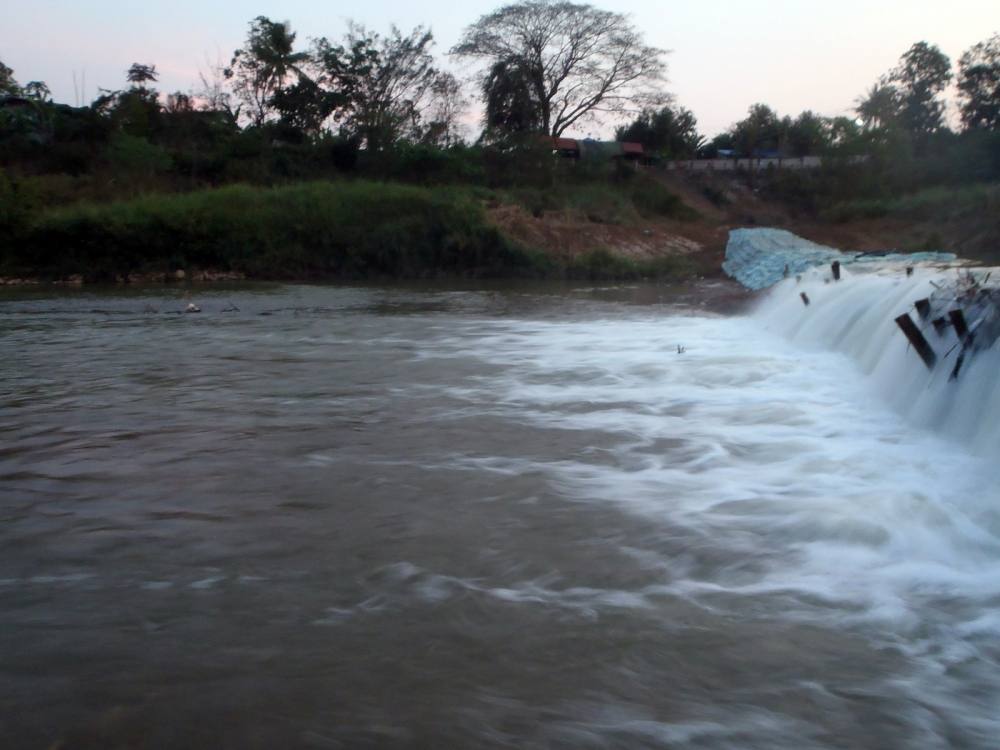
(2, 281), (996, 749)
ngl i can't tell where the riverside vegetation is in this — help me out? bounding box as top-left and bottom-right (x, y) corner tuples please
(1, 7), (998, 282)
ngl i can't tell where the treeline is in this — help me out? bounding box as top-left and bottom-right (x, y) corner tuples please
(1, 1), (999, 278)
(1, 10), (997, 173)
(0, 3), (671, 186)
(618, 36), (1000, 165)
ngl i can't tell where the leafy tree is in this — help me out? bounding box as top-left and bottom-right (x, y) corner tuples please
(958, 33), (1000, 130)
(731, 103), (781, 156)
(22, 81), (51, 102)
(270, 76), (336, 138)
(827, 116), (863, 151)
(226, 16), (309, 127)
(856, 82), (899, 130)
(126, 63), (158, 88)
(452, 0), (668, 136)
(91, 63), (163, 139)
(339, 24), (446, 149)
(784, 110), (830, 157)
(481, 56), (545, 140)
(886, 41), (952, 137)
(305, 34), (378, 133)
(615, 105), (702, 158)
(0, 60), (19, 95)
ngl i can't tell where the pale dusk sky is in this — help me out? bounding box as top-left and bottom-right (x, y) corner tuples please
(3, 0), (998, 137)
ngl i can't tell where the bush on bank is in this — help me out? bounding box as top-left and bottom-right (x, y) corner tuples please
(3, 180), (697, 282)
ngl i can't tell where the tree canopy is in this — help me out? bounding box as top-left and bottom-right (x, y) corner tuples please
(452, 0), (668, 137)
(958, 33), (1000, 130)
(339, 24), (448, 150)
(856, 42), (952, 142)
(481, 56), (545, 141)
(226, 16), (310, 127)
(0, 61), (19, 96)
(888, 42), (952, 136)
(615, 105), (702, 158)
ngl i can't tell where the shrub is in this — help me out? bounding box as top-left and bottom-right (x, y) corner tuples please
(14, 180), (543, 280)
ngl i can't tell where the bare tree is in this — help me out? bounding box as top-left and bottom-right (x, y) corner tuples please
(451, 0), (668, 136)
(197, 55), (237, 118)
(422, 72), (469, 146)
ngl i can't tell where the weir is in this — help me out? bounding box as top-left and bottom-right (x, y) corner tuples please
(728, 230), (1000, 458)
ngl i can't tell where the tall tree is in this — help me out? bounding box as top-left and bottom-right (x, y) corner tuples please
(91, 62), (163, 138)
(615, 105), (702, 158)
(886, 41), (952, 137)
(0, 60), (19, 95)
(827, 116), (863, 151)
(481, 56), (545, 140)
(957, 33), (1000, 130)
(307, 33), (377, 131)
(226, 16), (310, 127)
(785, 111), (831, 157)
(22, 81), (51, 102)
(422, 73), (468, 146)
(856, 82), (899, 130)
(126, 63), (159, 88)
(451, 0), (668, 136)
(339, 24), (445, 149)
(731, 103), (781, 157)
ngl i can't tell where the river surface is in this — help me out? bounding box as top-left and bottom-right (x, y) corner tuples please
(2, 281), (999, 749)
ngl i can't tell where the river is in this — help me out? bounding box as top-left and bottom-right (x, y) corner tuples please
(2, 280), (998, 749)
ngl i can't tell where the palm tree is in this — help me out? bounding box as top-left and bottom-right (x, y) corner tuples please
(856, 83), (899, 130)
(228, 16), (310, 126)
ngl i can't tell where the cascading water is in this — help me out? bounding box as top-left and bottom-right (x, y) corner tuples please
(752, 263), (1000, 459)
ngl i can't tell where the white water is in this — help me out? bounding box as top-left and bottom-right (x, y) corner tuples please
(754, 264), (1000, 458)
(440, 281), (1000, 745)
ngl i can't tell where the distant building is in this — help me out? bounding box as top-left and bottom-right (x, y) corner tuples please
(541, 135), (646, 162)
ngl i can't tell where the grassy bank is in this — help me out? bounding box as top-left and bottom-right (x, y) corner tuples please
(1, 179), (699, 282)
(822, 182), (1000, 223)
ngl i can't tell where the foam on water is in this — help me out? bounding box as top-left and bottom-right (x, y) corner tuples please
(753, 264), (1000, 456)
(441, 293), (1000, 742)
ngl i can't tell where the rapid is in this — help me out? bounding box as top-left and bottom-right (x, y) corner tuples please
(1, 279), (998, 748)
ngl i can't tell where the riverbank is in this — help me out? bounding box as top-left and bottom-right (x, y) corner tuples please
(1, 177), (714, 285)
(3, 170), (996, 287)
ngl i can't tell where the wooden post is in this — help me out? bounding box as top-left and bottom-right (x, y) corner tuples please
(914, 299), (931, 319)
(931, 317), (949, 336)
(800, 292), (810, 306)
(948, 309), (969, 340)
(831, 261), (841, 281)
(895, 313), (937, 370)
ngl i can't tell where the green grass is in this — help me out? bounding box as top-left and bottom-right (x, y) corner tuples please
(6, 180), (546, 281)
(822, 182), (1000, 223)
(562, 248), (697, 281)
(2, 176), (704, 282)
